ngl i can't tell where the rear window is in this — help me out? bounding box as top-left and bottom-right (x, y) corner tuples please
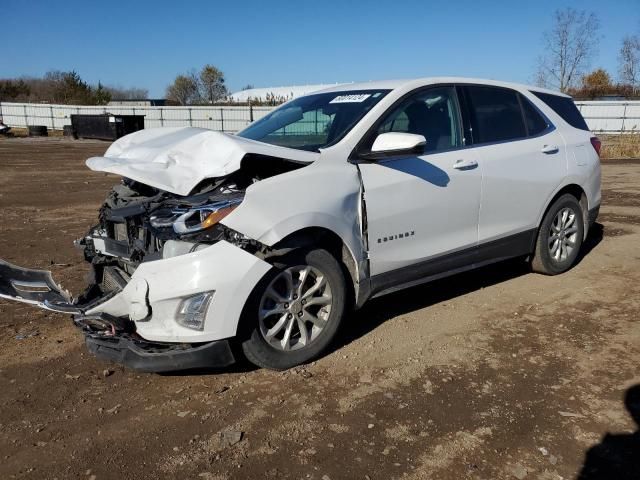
(464, 86), (526, 143)
(531, 91), (589, 131)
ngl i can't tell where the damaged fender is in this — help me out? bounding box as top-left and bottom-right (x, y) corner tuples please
(221, 160), (369, 294)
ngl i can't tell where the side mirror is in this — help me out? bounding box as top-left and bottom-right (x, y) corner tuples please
(361, 132), (426, 160)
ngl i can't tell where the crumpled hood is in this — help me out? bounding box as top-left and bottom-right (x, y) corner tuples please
(86, 127), (318, 196)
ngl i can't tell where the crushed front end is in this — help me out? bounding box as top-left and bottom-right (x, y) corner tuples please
(0, 169), (283, 372)
(0, 126), (319, 372)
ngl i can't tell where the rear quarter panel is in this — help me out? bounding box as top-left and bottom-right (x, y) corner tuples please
(557, 128), (602, 210)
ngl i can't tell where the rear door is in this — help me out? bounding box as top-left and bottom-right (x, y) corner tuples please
(356, 86), (481, 277)
(460, 85), (567, 251)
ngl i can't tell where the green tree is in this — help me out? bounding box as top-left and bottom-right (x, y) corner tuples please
(199, 65), (228, 103)
(93, 81), (112, 105)
(44, 70), (96, 104)
(0, 79), (30, 101)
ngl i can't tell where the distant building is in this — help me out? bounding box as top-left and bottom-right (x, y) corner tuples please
(229, 84), (346, 103)
(108, 99), (168, 107)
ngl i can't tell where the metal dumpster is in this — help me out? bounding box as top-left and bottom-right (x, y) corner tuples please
(70, 114), (144, 141)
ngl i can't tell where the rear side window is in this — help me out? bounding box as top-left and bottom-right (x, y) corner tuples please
(519, 94), (549, 136)
(463, 86), (526, 143)
(530, 91), (589, 131)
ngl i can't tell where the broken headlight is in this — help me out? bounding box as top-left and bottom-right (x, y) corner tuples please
(150, 198), (242, 235)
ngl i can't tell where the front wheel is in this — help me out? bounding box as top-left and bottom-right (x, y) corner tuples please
(531, 194), (585, 275)
(240, 248), (346, 370)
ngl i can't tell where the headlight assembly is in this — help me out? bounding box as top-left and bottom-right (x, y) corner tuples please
(150, 198), (242, 235)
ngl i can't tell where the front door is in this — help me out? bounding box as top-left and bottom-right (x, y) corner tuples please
(356, 86), (482, 277)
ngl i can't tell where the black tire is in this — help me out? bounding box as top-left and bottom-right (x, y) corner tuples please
(28, 125), (48, 137)
(240, 248), (346, 370)
(531, 193), (584, 275)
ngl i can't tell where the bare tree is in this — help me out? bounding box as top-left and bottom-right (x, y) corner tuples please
(619, 35), (640, 91)
(166, 74), (199, 105)
(536, 8), (600, 92)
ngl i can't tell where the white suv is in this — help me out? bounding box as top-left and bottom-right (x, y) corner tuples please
(0, 77), (601, 372)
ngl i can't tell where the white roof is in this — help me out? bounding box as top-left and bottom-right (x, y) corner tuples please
(314, 77), (568, 97)
(229, 84), (348, 102)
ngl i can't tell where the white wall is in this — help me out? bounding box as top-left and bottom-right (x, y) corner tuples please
(0, 103), (273, 133)
(576, 101), (640, 133)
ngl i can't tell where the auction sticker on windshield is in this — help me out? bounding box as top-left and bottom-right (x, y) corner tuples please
(329, 94), (371, 103)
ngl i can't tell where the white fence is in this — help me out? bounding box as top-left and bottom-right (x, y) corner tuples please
(1, 100), (640, 134)
(0, 102), (274, 134)
(576, 101), (640, 133)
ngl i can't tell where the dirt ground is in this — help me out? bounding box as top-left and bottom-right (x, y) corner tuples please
(1, 137), (639, 480)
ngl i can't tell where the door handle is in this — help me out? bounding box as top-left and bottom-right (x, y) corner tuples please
(541, 144), (559, 154)
(453, 159), (478, 170)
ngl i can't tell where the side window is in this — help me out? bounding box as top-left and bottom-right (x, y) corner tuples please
(531, 91), (590, 131)
(519, 94), (549, 136)
(379, 110), (409, 133)
(376, 86), (462, 153)
(464, 86), (526, 144)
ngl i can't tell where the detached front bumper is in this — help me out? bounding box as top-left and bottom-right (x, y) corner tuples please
(85, 334), (235, 373)
(0, 240), (272, 371)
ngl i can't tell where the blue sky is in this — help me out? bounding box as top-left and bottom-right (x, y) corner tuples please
(2, 0), (639, 97)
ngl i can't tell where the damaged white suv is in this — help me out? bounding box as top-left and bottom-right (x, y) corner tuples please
(0, 78), (601, 372)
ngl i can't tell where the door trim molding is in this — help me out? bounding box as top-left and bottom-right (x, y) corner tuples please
(360, 228), (537, 303)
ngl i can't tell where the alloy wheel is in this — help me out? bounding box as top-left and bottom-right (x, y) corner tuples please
(258, 266), (333, 351)
(548, 207), (579, 262)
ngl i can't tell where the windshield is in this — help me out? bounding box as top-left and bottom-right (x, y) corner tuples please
(237, 90), (390, 151)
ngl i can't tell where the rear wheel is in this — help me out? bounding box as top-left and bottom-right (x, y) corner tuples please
(240, 248), (346, 370)
(531, 194), (584, 275)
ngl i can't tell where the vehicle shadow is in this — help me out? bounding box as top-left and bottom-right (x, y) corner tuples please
(158, 360), (259, 376)
(575, 222), (604, 266)
(333, 257), (529, 354)
(332, 222), (604, 354)
(575, 384), (640, 480)
(379, 156), (450, 187)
